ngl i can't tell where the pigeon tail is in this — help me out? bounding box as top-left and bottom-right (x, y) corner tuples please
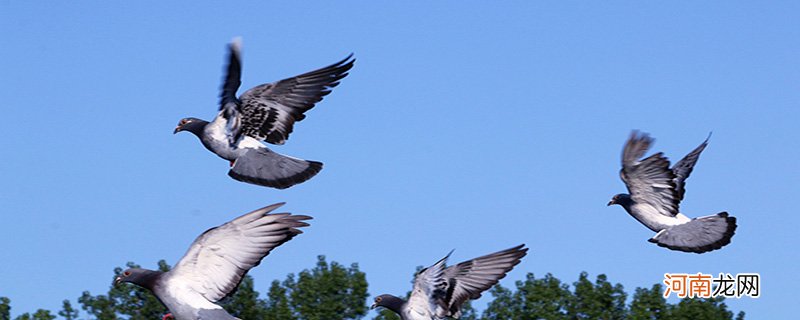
(228, 148), (323, 189)
(649, 212), (736, 254)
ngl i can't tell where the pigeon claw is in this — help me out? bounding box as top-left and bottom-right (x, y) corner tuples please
(162, 313), (174, 320)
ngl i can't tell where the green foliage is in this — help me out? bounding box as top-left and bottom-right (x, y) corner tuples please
(629, 284), (669, 320)
(57, 300), (78, 320)
(282, 255), (369, 320)
(669, 296), (735, 320)
(1, 297), (10, 320)
(483, 273), (572, 319)
(568, 272), (627, 319)
(12, 310), (55, 320)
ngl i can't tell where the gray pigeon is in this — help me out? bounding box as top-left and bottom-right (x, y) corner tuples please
(372, 245), (527, 320)
(115, 203), (311, 320)
(174, 38), (355, 189)
(607, 131), (737, 253)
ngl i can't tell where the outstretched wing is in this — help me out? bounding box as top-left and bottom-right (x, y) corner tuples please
(220, 37), (243, 109)
(238, 54), (355, 145)
(218, 38), (244, 142)
(620, 131), (680, 217)
(671, 133), (710, 201)
(436, 245), (527, 318)
(170, 203), (311, 302)
(407, 251), (451, 316)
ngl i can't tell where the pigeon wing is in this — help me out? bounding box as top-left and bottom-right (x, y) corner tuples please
(621, 132), (681, 217)
(237, 54), (355, 145)
(217, 38), (244, 142)
(408, 251), (451, 316)
(219, 37), (243, 109)
(170, 203), (311, 302)
(438, 245), (528, 318)
(671, 134), (710, 202)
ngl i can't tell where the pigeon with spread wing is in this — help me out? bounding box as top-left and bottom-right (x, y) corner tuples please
(175, 38), (354, 189)
(115, 203), (311, 319)
(372, 245), (527, 319)
(608, 131), (736, 253)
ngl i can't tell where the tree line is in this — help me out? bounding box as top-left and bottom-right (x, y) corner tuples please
(2, 256), (744, 320)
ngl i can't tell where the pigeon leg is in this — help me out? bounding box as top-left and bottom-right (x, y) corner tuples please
(162, 313), (174, 320)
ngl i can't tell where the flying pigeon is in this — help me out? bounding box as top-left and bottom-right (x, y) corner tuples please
(607, 131), (737, 253)
(115, 203), (311, 320)
(372, 245), (527, 320)
(174, 38), (355, 189)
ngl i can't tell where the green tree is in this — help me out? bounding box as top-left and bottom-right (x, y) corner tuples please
(483, 273), (572, 320)
(1, 297), (10, 320)
(629, 284), (669, 320)
(57, 300), (79, 320)
(669, 296), (736, 320)
(283, 255), (369, 320)
(13, 309), (55, 320)
(264, 278), (297, 320)
(568, 272), (626, 319)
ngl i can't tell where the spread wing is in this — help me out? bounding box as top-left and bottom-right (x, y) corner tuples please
(170, 203), (311, 302)
(218, 38), (244, 142)
(237, 54), (355, 145)
(408, 251), (451, 316)
(620, 131), (680, 217)
(437, 245), (527, 318)
(671, 133), (710, 202)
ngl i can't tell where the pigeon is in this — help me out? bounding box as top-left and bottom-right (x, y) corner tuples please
(372, 245), (527, 320)
(607, 131), (737, 253)
(115, 203), (311, 320)
(174, 38), (355, 189)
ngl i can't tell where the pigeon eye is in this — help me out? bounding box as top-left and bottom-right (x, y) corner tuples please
(376, 297), (382, 302)
(123, 271), (131, 277)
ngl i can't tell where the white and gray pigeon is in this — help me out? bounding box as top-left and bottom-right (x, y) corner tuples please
(607, 131), (737, 253)
(115, 203), (311, 320)
(372, 245), (527, 320)
(174, 38), (355, 189)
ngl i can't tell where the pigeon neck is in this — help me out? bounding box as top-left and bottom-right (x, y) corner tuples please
(128, 269), (164, 290)
(184, 119), (209, 137)
(381, 295), (406, 315)
(616, 194), (634, 209)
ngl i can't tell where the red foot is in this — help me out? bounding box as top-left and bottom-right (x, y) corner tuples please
(162, 313), (174, 320)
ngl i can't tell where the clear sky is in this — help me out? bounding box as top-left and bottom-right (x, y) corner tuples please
(1, 1), (797, 318)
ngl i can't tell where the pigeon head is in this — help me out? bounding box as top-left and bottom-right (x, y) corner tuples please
(114, 268), (162, 289)
(607, 193), (632, 207)
(174, 117), (208, 136)
(371, 294), (405, 313)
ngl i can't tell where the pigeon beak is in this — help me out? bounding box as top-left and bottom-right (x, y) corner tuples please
(370, 303), (377, 310)
(607, 200), (614, 206)
(173, 125), (182, 134)
(114, 276), (122, 286)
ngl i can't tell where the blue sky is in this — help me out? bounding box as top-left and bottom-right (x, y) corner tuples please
(1, 1), (797, 318)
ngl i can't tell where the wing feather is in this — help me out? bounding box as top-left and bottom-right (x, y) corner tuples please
(620, 131), (681, 217)
(438, 245), (527, 318)
(671, 133), (710, 202)
(170, 203), (311, 302)
(238, 54), (355, 145)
